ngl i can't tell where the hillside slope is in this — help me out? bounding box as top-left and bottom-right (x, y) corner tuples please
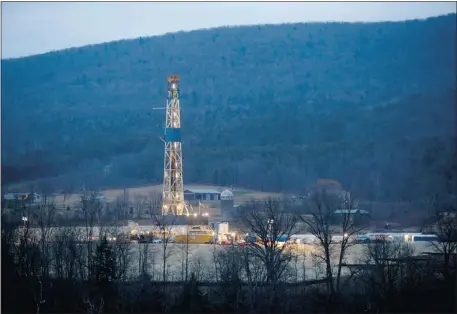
(2, 14), (456, 200)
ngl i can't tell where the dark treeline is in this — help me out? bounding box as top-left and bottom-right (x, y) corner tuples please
(2, 14), (456, 201)
(2, 195), (456, 313)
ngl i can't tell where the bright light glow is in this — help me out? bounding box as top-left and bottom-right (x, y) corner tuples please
(193, 213), (197, 217)
(22, 216), (28, 222)
(344, 233), (348, 238)
(171, 83), (176, 89)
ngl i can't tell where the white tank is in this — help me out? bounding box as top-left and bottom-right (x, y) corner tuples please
(211, 222), (229, 234)
(220, 190), (234, 200)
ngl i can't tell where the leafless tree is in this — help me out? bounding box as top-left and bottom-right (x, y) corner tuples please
(190, 255), (204, 282)
(133, 193), (146, 219)
(138, 240), (151, 278)
(426, 196), (457, 279)
(113, 196), (126, 221)
(123, 188), (130, 203)
(300, 191), (336, 295)
(37, 198), (57, 279)
(62, 184), (74, 207)
(9, 206), (47, 314)
(213, 245), (245, 310)
(151, 213), (177, 282)
(113, 238), (133, 283)
(242, 199), (299, 284)
(356, 241), (416, 312)
(370, 170), (381, 201)
(335, 192), (366, 293)
(83, 295), (104, 314)
(147, 192), (162, 216)
(180, 225), (191, 281)
(33, 278), (46, 314)
(81, 191), (103, 280)
(52, 226), (78, 280)
(301, 190), (365, 299)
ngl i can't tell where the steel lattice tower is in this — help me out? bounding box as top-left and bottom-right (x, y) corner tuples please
(161, 75), (188, 215)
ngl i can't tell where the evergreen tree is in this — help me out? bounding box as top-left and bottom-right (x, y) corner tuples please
(92, 235), (117, 284)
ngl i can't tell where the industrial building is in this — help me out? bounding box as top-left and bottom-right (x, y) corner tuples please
(184, 189), (221, 201)
(3, 192), (42, 205)
(333, 209), (370, 226)
(220, 189), (234, 217)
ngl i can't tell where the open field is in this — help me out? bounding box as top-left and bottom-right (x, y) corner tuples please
(114, 242), (436, 282)
(42, 184), (283, 207)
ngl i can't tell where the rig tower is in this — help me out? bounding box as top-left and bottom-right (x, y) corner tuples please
(161, 75), (188, 215)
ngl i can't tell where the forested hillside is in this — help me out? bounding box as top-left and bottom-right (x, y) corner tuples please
(2, 14), (456, 201)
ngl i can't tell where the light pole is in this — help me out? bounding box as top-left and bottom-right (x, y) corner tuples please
(21, 216), (28, 228)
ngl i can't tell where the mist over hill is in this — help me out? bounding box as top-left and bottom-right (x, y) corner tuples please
(2, 14), (456, 201)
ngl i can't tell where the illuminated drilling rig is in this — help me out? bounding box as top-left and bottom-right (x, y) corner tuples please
(161, 75), (188, 216)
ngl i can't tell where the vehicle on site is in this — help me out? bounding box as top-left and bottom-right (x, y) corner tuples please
(238, 240), (251, 247)
(116, 233), (131, 243)
(174, 225), (215, 244)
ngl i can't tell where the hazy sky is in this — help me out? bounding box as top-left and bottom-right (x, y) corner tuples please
(2, 2), (456, 59)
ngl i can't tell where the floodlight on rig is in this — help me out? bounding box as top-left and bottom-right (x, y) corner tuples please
(160, 74), (188, 216)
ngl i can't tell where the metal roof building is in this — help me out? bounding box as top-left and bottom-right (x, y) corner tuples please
(184, 189), (221, 201)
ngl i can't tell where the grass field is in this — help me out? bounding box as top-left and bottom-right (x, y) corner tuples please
(48, 183), (282, 207)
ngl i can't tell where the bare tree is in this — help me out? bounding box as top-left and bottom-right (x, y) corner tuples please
(147, 192), (162, 216)
(370, 170), (381, 201)
(113, 238), (133, 283)
(81, 191), (103, 280)
(83, 296), (104, 314)
(138, 240), (151, 278)
(133, 193), (146, 219)
(180, 225), (191, 282)
(426, 196), (457, 279)
(300, 191), (336, 295)
(357, 241), (416, 312)
(335, 192), (366, 293)
(62, 183), (74, 207)
(301, 189), (366, 301)
(52, 226), (79, 280)
(33, 278), (46, 314)
(213, 245), (245, 310)
(242, 199), (298, 283)
(151, 213), (177, 282)
(37, 198), (57, 279)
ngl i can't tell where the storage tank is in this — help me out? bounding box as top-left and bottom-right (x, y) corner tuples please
(209, 221), (229, 234)
(220, 190), (234, 217)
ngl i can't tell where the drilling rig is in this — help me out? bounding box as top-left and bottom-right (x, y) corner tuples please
(161, 75), (189, 216)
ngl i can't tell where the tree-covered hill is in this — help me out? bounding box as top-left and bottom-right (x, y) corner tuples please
(2, 14), (456, 201)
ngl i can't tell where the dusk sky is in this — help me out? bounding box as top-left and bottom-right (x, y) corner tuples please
(2, 1), (456, 59)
